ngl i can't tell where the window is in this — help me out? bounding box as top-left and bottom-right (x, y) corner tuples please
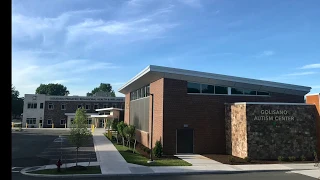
(146, 85), (150, 96)
(85, 104), (91, 110)
(40, 103), (44, 109)
(48, 103), (54, 110)
(61, 104), (66, 110)
(201, 84), (214, 94)
(26, 118), (36, 124)
(27, 103), (37, 109)
(71, 118), (74, 124)
(231, 88), (243, 95)
(215, 86), (228, 94)
(243, 89), (257, 95)
(94, 104), (99, 109)
(113, 103), (117, 108)
(77, 105), (82, 109)
(187, 82), (201, 93)
(257, 91), (270, 96)
(47, 119), (52, 125)
(60, 119), (66, 125)
(87, 118), (92, 125)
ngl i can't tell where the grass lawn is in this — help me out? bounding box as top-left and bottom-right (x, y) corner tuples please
(32, 166), (101, 175)
(113, 143), (191, 166)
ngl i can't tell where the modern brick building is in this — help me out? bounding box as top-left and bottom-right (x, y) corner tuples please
(306, 93), (320, 154)
(22, 93), (125, 128)
(118, 65), (319, 157)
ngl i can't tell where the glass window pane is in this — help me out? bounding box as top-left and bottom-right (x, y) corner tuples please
(231, 88), (243, 94)
(215, 86), (228, 94)
(201, 84), (214, 94)
(257, 91), (269, 95)
(187, 82), (200, 93)
(243, 89), (257, 95)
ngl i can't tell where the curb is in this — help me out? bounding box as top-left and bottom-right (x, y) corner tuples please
(20, 167), (319, 178)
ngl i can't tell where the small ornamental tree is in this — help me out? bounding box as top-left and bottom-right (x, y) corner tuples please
(123, 125), (135, 149)
(117, 121), (128, 146)
(153, 140), (163, 158)
(68, 108), (92, 166)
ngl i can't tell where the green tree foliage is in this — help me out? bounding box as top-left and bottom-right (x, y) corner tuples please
(68, 108), (92, 166)
(153, 140), (163, 158)
(12, 85), (24, 118)
(87, 83), (116, 97)
(123, 125), (135, 149)
(35, 83), (69, 96)
(117, 121), (128, 146)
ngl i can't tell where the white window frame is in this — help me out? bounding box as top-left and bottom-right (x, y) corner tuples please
(85, 104), (91, 110)
(61, 104), (66, 110)
(26, 118), (36, 124)
(47, 119), (52, 125)
(60, 119), (66, 125)
(27, 103), (37, 109)
(87, 118), (92, 125)
(48, 103), (54, 110)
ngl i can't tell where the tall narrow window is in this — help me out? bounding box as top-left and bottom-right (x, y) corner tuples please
(48, 103), (54, 110)
(61, 104), (66, 110)
(40, 103), (44, 109)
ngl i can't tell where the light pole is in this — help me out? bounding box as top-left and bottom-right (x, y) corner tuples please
(148, 93), (154, 163)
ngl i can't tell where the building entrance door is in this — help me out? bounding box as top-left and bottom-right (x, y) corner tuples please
(99, 119), (104, 128)
(176, 129), (194, 154)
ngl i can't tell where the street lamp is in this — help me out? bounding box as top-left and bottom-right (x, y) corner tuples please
(147, 93), (154, 163)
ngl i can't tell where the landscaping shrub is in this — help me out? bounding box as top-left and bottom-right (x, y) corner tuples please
(111, 119), (118, 131)
(278, 156), (284, 161)
(244, 156), (252, 162)
(288, 156), (296, 162)
(300, 155), (306, 161)
(153, 140), (163, 158)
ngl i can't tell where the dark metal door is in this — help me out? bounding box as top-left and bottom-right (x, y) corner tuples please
(177, 129), (194, 153)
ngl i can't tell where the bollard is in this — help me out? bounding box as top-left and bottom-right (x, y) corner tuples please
(65, 123), (66, 128)
(52, 123), (54, 128)
(26, 123), (28, 128)
(12, 122), (14, 129)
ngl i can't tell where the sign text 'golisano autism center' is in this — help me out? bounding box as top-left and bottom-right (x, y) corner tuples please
(253, 109), (295, 121)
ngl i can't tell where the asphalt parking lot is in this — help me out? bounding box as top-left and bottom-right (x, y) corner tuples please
(12, 129), (96, 168)
(38, 134), (97, 165)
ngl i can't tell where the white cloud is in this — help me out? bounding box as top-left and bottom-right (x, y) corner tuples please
(11, 50), (119, 96)
(284, 71), (317, 76)
(12, 9), (103, 40)
(255, 50), (275, 58)
(300, 63), (320, 69)
(178, 0), (202, 8)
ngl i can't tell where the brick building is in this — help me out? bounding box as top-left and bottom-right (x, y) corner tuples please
(306, 93), (320, 154)
(118, 65), (318, 156)
(22, 94), (125, 128)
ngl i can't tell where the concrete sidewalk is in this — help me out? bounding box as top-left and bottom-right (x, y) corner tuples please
(92, 128), (132, 174)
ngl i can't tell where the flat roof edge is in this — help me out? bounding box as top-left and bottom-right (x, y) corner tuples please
(149, 65), (311, 92)
(118, 65), (151, 93)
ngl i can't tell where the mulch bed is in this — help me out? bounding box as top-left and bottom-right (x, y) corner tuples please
(202, 154), (315, 165)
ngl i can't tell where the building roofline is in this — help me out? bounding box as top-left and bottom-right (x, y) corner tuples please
(118, 65), (311, 95)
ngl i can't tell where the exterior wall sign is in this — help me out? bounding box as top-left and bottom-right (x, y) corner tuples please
(254, 109), (295, 121)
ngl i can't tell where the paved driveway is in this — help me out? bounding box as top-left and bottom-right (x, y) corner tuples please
(38, 134), (97, 165)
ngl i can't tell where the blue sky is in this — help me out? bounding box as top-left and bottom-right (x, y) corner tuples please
(12, 0), (320, 97)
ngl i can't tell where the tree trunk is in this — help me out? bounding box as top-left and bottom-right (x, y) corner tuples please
(76, 147), (79, 166)
(122, 137), (124, 146)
